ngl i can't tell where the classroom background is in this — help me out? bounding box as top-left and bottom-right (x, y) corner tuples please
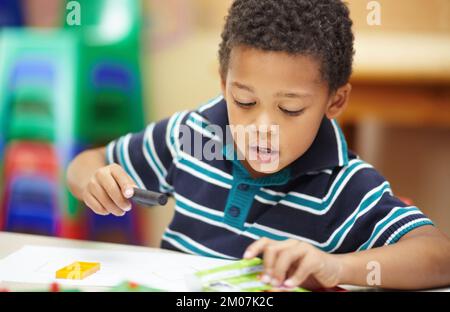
(0, 0), (449, 248)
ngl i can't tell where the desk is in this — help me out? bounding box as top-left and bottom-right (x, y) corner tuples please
(0, 231), (448, 292)
(0, 231), (181, 292)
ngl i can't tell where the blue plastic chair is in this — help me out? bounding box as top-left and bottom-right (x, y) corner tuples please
(5, 174), (60, 236)
(0, 0), (24, 27)
(87, 206), (140, 244)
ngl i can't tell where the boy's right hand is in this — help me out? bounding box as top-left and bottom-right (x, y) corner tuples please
(82, 163), (137, 216)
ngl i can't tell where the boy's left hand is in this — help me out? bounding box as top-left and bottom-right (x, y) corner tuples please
(243, 238), (344, 289)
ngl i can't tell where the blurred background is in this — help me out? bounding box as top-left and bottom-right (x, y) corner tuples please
(0, 0), (448, 247)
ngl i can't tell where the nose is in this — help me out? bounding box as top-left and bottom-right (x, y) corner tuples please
(254, 111), (274, 128)
(251, 112), (279, 145)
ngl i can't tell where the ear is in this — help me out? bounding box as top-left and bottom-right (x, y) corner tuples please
(325, 83), (352, 119)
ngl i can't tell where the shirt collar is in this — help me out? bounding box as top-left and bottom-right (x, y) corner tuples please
(199, 95), (349, 182)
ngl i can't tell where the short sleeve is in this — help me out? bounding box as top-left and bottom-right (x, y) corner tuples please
(105, 115), (176, 194)
(333, 165), (434, 253)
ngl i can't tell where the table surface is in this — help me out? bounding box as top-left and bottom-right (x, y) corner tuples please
(0, 231), (180, 292)
(0, 231), (448, 292)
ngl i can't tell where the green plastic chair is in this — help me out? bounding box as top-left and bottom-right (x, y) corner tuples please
(63, 0), (145, 144)
(0, 29), (83, 219)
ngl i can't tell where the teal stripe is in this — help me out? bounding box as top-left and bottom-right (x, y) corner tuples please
(335, 120), (349, 165)
(258, 160), (365, 210)
(169, 112), (183, 153)
(143, 134), (172, 192)
(189, 115), (210, 129)
(251, 183), (392, 251)
(176, 197), (224, 224)
(359, 206), (421, 250)
(256, 190), (284, 203)
(247, 227), (288, 241)
(171, 113), (232, 186)
(284, 160), (365, 210)
(164, 232), (223, 258)
(322, 183), (391, 252)
(118, 137), (131, 176)
(178, 157), (232, 185)
(144, 128), (165, 177)
(175, 184), (392, 253)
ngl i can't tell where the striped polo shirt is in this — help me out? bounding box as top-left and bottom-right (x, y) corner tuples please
(106, 95), (433, 259)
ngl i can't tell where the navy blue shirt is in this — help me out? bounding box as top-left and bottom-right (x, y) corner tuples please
(106, 95), (433, 259)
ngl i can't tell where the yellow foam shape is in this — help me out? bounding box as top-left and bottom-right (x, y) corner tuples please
(55, 261), (100, 280)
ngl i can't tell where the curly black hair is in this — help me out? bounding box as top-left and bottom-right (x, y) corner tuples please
(219, 0), (354, 92)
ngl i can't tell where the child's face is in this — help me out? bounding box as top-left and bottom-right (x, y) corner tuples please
(221, 46), (349, 176)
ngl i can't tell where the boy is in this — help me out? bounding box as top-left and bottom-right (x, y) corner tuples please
(67, 0), (450, 290)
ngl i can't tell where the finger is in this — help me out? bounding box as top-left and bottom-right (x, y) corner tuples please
(284, 253), (319, 288)
(83, 192), (109, 216)
(243, 237), (273, 259)
(263, 240), (297, 275)
(271, 246), (307, 286)
(99, 170), (132, 211)
(110, 164), (137, 198)
(88, 180), (126, 216)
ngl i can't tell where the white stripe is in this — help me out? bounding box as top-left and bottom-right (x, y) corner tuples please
(305, 169), (333, 175)
(251, 222), (320, 246)
(122, 134), (146, 189)
(165, 112), (180, 158)
(189, 111), (223, 141)
(384, 218), (431, 245)
(260, 159), (367, 205)
(357, 207), (423, 250)
(175, 204), (259, 240)
(174, 193), (260, 240)
(174, 161), (232, 189)
(162, 235), (197, 255)
(279, 162), (373, 215)
(174, 193), (223, 217)
(145, 123), (168, 176)
(331, 119), (344, 166)
(106, 141), (115, 164)
(190, 111), (211, 125)
(327, 183), (392, 252)
(178, 149), (233, 181)
(186, 119), (221, 142)
(260, 187), (286, 198)
(198, 95), (224, 112)
(142, 124), (173, 192)
(173, 110), (189, 153)
(251, 182), (392, 251)
(164, 228), (236, 259)
(254, 195), (278, 206)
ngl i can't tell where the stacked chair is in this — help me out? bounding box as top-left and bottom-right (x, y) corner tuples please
(0, 0), (145, 244)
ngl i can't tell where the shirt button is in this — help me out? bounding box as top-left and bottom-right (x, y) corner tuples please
(237, 183), (249, 191)
(229, 206), (240, 217)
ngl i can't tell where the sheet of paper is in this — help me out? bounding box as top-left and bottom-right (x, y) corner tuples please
(0, 245), (233, 291)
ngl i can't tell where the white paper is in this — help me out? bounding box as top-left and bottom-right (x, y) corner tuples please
(0, 245), (233, 291)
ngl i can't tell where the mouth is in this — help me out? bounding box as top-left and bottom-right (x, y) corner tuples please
(249, 146), (280, 164)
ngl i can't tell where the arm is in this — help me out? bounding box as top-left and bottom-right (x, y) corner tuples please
(338, 225), (450, 289)
(243, 225), (450, 290)
(66, 147), (137, 216)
